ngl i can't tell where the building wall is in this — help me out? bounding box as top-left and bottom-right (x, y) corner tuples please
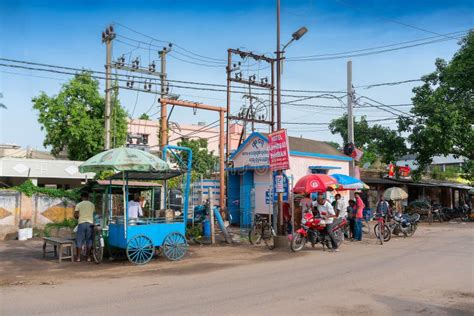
(128, 119), (243, 153)
(254, 171), (272, 215)
(0, 191), (75, 238)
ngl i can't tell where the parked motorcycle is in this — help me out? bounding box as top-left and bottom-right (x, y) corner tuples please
(290, 213), (346, 252)
(388, 213), (421, 237)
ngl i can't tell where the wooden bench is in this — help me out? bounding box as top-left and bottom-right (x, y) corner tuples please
(42, 237), (74, 263)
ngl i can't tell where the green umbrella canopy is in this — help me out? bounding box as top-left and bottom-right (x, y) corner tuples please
(79, 147), (170, 173)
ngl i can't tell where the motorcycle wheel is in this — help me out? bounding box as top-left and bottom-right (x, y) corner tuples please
(333, 229), (344, 246)
(406, 224), (417, 237)
(290, 233), (306, 252)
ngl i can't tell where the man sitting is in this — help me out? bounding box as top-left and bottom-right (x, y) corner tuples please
(128, 193), (143, 220)
(316, 196), (339, 252)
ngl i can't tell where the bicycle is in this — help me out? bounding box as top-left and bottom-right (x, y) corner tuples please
(249, 214), (275, 250)
(91, 224), (105, 263)
(373, 214), (391, 245)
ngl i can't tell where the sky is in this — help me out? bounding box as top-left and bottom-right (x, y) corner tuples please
(0, 0), (473, 151)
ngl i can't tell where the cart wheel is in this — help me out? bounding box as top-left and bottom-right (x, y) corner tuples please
(163, 232), (188, 261)
(126, 235), (154, 265)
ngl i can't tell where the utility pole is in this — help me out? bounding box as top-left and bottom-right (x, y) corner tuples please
(159, 46), (169, 150)
(225, 49), (274, 150)
(102, 25), (116, 150)
(226, 49), (232, 162)
(347, 60), (355, 178)
(276, 0), (281, 130)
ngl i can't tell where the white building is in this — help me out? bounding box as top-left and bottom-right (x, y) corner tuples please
(226, 132), (352, 226)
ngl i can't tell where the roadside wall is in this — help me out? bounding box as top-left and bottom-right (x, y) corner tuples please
(0, 190), (75, 238)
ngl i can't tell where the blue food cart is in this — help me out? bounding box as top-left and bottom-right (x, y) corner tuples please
(80, 145), (192, 265)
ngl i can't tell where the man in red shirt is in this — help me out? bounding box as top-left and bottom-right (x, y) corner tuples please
(354, 192), (365, 241)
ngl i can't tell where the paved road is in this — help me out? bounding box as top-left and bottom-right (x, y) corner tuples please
(1, 224), (473, 315)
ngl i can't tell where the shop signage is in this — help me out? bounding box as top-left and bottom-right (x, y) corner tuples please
(268, 129), (290, 170)
(275, 175), (284, 193)
(265, 174), (289, 204)
(236, 136), (269, 168)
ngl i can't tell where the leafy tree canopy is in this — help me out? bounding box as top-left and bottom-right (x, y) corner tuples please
(176, 138), (218, 179)
(32, 72), (128, 161)
(398, 31), (474, 181)
(139, 113), (150, 120)
(329, 114), (407, 165)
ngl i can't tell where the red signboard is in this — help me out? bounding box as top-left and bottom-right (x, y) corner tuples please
(268, 129), (290, 170)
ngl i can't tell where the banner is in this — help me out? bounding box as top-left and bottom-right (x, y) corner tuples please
(268, 129), (290, 170)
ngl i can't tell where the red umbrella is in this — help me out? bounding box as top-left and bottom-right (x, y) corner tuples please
(292, 174), (338, 194)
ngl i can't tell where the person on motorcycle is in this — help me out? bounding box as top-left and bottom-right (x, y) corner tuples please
(316, 196), (339, 252)
(300, 193), (313, 219)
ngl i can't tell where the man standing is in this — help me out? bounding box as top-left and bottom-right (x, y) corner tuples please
(334, 193), (347, 219)
(74, 192), (95, 262)
(376, 196), (391, 221)
(354, 192), (365, 241)
(316, 196), (339, 252)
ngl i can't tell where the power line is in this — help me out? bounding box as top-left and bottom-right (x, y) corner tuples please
(0, 57), (345, 94)
(356, 94), (412, 117)
(287, 32), (467, 61)
(355, 79), (422, 89)
(113, 22), (227, 63)
(333, 0), (461, 41)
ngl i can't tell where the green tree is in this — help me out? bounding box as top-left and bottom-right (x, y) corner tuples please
(329, 114), (407, 164)
(398, 31), (474, 181)
(176, 138), (218, 179)
(139, 113), (150, 120)
(32, 72), (128, 160)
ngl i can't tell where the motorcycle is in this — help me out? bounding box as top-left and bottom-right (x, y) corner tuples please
(290, 213), (347, 252)
(388, 212), (421, 237)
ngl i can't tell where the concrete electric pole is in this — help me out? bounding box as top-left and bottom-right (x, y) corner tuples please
(159, 46), (169, 150)
(347, 60), (355, 178)
(102, 25), (116, 150)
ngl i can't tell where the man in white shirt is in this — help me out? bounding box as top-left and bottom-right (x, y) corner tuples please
(316, 196), (339, 252)
(128, 194), (143, 219)
(335, 194), (348, 218)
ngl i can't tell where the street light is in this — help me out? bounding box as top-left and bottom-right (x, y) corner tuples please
(282, 27), (308, 51)
(275, 0), (308, 238)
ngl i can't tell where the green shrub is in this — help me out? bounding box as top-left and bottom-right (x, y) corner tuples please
(44, 218), (78, 237)
(9, 179), (80, 201)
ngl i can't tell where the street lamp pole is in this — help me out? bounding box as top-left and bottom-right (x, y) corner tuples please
(275, 0), (308, 236)
(276, 0), (282, 130)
